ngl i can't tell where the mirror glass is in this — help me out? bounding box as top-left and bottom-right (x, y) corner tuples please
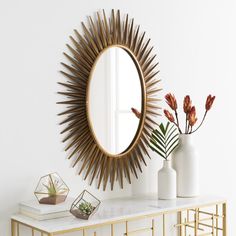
(88, 47), (142, 155)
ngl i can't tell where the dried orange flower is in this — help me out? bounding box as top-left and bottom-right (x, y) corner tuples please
(131, 107), (141, 119)
(183, 95), (192, 114)
(165, 93), (177, 111)
(188, 106), (198, 127)
(205, 95), (215, 111)
(164, 109), (175, 123)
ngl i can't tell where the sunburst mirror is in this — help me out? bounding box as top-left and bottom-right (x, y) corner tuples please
(58, 9), (161, 190)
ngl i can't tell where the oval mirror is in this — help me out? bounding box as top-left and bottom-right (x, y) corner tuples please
(88, 47), (142, 155)
(59, 9), (161, 190)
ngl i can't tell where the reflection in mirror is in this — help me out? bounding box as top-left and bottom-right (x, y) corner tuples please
(89, 47), (142, 155)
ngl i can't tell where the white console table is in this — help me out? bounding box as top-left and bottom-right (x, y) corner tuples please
(11, 195), (227, 236)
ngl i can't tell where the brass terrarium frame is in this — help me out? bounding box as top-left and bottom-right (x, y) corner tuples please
(34, 172), (70, 205)
(58, 9), (161, 190)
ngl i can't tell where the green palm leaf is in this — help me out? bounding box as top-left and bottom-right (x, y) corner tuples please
(151, 133), (165, 148)
(149, 122), (179, 160)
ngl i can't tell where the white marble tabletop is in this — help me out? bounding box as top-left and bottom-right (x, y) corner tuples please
(11, 195), (226, 233)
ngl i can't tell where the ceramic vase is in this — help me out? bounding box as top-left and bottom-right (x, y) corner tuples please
(172, 134), (199, 197)
(158, 160), (176, 200)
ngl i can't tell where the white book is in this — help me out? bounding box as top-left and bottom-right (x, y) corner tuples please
(19, 198), (74, 220)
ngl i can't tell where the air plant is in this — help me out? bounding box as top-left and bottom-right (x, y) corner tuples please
(164, 94), (215, 134)
(149, 122), (179, 160)
(43, 179), (68, 197)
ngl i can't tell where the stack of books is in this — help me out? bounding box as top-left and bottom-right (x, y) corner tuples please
(19, 198), (74, 220)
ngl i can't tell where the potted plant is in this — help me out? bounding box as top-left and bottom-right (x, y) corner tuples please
(71, 201), (95, 220)
(164, 93), (215, 197)
(149, 122), (179, 199)
(70, 190), (100, 220)
(34, 173), (69, 205)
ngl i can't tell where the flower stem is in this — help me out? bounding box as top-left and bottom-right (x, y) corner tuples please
(175, 110), (182, 134)
(185, 114), (188, 134)
(190, 110), (208, 134)
(187, 123), (190, 134)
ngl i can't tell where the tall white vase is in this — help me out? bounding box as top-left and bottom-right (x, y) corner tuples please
(172, 134), (199, 197)
(158, 160), (176, 200)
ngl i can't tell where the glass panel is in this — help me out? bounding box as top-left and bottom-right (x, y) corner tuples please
(89, 47), (142, 155)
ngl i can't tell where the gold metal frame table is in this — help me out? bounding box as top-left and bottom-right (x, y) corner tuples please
(11, 195), (227, 236)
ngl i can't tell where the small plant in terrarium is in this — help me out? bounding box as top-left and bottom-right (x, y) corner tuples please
(79, 202), (94, 215)
(44, 179), (68, 196)
(34, 173), (69, 205)
(70, 190), (100, 220)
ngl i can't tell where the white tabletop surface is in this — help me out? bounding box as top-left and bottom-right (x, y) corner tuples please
(12, 195), (226, 233)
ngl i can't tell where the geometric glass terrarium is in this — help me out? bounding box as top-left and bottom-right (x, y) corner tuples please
(34, 172), (69, 205)
(70, 190), (100, 220)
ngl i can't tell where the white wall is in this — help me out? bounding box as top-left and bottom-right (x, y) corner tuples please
(0, 0), (235, 235)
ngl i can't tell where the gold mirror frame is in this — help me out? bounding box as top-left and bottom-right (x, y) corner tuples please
(58, 9), (161, 190)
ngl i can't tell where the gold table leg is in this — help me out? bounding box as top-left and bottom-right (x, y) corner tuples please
(215, 205), (218, 236)
(194, 208), (199, 236)
(212, 214), (215, 236)
(111, 224), (114, 236)
(163, 214), (166, 236)
(184, 218), (187, 236)
(152, 219), (155, 236)
(126, 221), (129, 236)
(17, 222), (19, 236)
(223, 203), (227, 236)
(177, 211), (183, 236)
(11, 220), (16, 236)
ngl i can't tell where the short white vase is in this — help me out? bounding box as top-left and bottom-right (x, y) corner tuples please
(158, 160), (176, 200)
(172, 134), (199, 197)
